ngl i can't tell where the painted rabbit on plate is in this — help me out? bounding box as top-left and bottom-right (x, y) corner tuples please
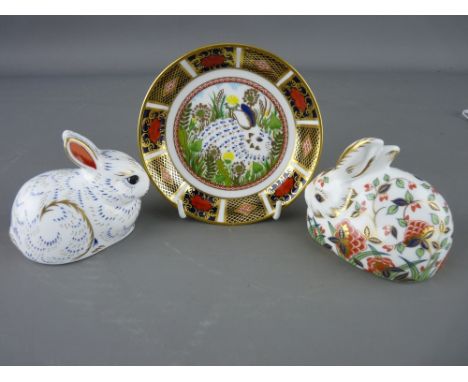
(305, 138), (453, 281)
(9, 131), (149, 264)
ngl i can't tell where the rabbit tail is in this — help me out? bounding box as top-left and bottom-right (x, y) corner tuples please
(12, 200), (94, 264)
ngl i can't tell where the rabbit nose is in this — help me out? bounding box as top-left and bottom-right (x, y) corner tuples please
(127, 175), (139, 185)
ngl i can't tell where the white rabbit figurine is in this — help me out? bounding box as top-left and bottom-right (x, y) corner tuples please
(9, 131), (150, 265)
(305, 138), (453, 281)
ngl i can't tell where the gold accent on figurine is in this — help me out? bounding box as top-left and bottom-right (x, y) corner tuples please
(40, 199), (95, 258)
(337, 138), (373, 167)
(329, 188), (358, 218)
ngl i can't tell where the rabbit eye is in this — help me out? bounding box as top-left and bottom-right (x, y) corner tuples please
(315, 193), (324, 203)
(126, 175), (139, 185)
(256, 137), (263, 142)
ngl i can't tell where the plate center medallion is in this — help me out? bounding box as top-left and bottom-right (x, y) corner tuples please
(173, 77), (288, 191)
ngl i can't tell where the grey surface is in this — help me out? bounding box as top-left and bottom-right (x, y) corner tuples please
(0, 17), (468, 365)
(1, 16), (468, 75)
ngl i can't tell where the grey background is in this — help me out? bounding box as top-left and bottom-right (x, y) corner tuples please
(0, 16), (467, 365)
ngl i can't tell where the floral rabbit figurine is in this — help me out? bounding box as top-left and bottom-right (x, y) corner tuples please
(9, 131), (150, 265)
(305, 138), (453, 281)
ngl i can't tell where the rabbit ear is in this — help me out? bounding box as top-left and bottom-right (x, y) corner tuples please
(335, 138), (384, 179)
(233, 110), (251, 129)
(62, 130), (100, 170)
(372, 144), (400, 171)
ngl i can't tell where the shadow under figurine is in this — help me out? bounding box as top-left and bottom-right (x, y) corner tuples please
(305, 138), (453, 282)
(9, 131), (150, 264)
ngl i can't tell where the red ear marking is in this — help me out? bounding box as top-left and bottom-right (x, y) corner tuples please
(69, 141), (96, 169)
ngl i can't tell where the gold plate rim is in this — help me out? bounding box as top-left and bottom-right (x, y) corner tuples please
(137, 42), (324, 225)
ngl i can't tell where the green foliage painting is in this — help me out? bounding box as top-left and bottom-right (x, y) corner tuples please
(176, 83), (286, 188)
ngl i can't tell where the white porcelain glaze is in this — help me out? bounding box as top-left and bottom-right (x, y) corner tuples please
(305, 138), (453, 281)
(9, 131), (149, 264)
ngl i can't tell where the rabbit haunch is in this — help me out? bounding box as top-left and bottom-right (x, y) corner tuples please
(199, 118), (273, 164)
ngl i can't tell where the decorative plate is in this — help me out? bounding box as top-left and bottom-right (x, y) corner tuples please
(138, 43), (323, 224)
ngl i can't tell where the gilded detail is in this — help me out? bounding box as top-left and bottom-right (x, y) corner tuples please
(305, 138), (453, 281)
(138, 44), (323, 225)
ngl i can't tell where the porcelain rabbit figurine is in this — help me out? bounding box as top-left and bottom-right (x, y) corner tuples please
(305, 138), (453, 281)
(9, 131), (150, 264)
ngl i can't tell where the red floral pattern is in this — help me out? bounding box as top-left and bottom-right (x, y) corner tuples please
(308, 170), (453, 282)
(290, 88), (307, 113)
(312, 225), (325, 238)
(148, 119), (162, 143)
(190, 195), (212, 212)
(334, 220), (367, 258)
(274, 177), (294, 197)
(410, 202), (421, 212)
(403, 220), (433, 245)
(367, 257), (395, 273)
(201, 55), (225, 68)
(379, 194), (389, 202)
